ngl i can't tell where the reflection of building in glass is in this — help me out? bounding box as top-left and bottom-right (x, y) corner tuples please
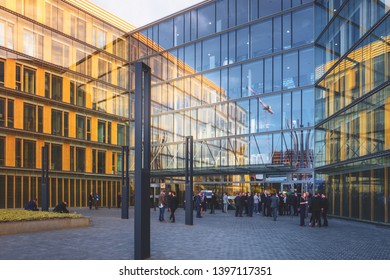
(129, 0), (316, 197)
(2, 0), (387, 225)
(0, 0), (133, 209)
(315, 0), (390, 224)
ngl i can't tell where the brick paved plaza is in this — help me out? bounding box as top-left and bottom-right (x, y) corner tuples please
(1, 207), (389, 260)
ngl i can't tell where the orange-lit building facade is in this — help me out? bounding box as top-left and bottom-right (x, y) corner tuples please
(0, 0), (133, 208)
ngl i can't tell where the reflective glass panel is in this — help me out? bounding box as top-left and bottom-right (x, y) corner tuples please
(198, 4), (216, 38)
(251, 20), (272, 58)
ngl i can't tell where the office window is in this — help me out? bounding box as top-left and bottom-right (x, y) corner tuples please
(117, 124), (126, 146)
(259, 0), (281, 18)
(107, 122), (111, 144)
(202, 36), (220, 70)
(299, 47), (314, 86)
(0, 97), (13, 128)
(98, 58), (112, 83)
(51, 40), (69, 67)
(76, 50), (87, 75)
(7, 24), (14, 49)
(93, 26), (107, 49)
(198, 3), (215, 38)
(23, 29), (43, 59)
(70, 146), (75, 171)
(159, 19), (174, 50)
(229, 66), (241, 99)
(87, 118), (91, 141)
(251, 20), (272, 57)
(93, 88), (107, 112)
(70, 82), (86, 107)
(0, 60), (4, 87)
(0, 20), (14, 49)
(0, 98), (4, 127)
(97, 120), (112, 144)
(112, 36), (125, 59)
(76, 147), (85, 172)
(283, 13), (292, 50)
(283, 51), (298, 89)
(7, 99), (13, 128)
(18, 0), (37, 19)
(45, 2), (64, 32)
(76, 115), (85, 140)
(237, 0), (249, 25)
(216, 0), (228, 32)
(292, 7), (313, 47)
(24, 103), (42, 132)
(45, 73), (63, 101)
(0, 136), (4, 166)
(273, 16), (282, 52)
(242, 60), (263, 97)
(237, 27), (249, 61)
(64, 112), (69, 137)
(51, 143), (62, 171)
(23, 139), (36, 169)
(71, 15), (86, 41)
(23, 67), (36, 94)
(0, 20), (6, 47)
(16, 65), (21, 90)
(51, 110), (62, 136)
(92, 149), (105, 174)
(98, 121), (106, 143)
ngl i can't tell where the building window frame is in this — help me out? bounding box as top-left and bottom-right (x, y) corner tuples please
(23, 103), (43, 132)
(15, 138), (36, 169)
(45, 72), (63, 101)
(0, 136), (5, 166)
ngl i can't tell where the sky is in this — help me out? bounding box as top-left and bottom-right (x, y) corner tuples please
(88, 0), (206, 27)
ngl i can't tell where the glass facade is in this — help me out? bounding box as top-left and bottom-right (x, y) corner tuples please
(0, 0), (388, 224)
(315, 0), (390, 224)
(129, 0), (316, 197)
(0, 0), (131, 208)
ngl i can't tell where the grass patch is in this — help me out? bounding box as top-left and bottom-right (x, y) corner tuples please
(0, 209), (82, 222)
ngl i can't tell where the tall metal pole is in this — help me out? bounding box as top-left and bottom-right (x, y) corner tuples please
(134, 62), (151, 260)
(121, 146), (129, 219)
(185, 136), (194, 225)
(41, 146), (49, 211)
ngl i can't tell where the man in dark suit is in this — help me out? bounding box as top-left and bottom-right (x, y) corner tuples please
(169, 191), (179, 222)
(260, 192), (266, 216)
(266, 193), (272, 217)
(234, 193), (241, 217)
(247, 192), (254, 217)
(195, 191), (202, 218)
(310, 193), (321, 227)
(321, 193), (329, 226)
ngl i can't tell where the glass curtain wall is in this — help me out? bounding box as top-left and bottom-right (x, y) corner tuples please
(315, 0), (390, 224)
(130, 0), (316, 195)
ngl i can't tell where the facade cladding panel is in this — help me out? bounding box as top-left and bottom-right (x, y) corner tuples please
(0, 0), (131, 209)
(315, 0), (390, 224)
(129, 0), (316, 199)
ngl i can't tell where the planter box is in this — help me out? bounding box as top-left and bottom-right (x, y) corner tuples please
(0, 217), (90, 235)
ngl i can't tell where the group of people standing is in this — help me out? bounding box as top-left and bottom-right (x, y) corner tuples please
(157, 190), (179, 222)
(156, 189), (329, 228)
(203, 190), (329, 227)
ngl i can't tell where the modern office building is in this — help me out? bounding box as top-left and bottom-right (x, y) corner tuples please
(130, 0), (316, 202)
(0, 0), (134, 209)
(0, 0), (389, 225)
(315, 0), (390, 224)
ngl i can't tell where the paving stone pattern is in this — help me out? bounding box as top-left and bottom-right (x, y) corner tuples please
(1, 208), (389, 260)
